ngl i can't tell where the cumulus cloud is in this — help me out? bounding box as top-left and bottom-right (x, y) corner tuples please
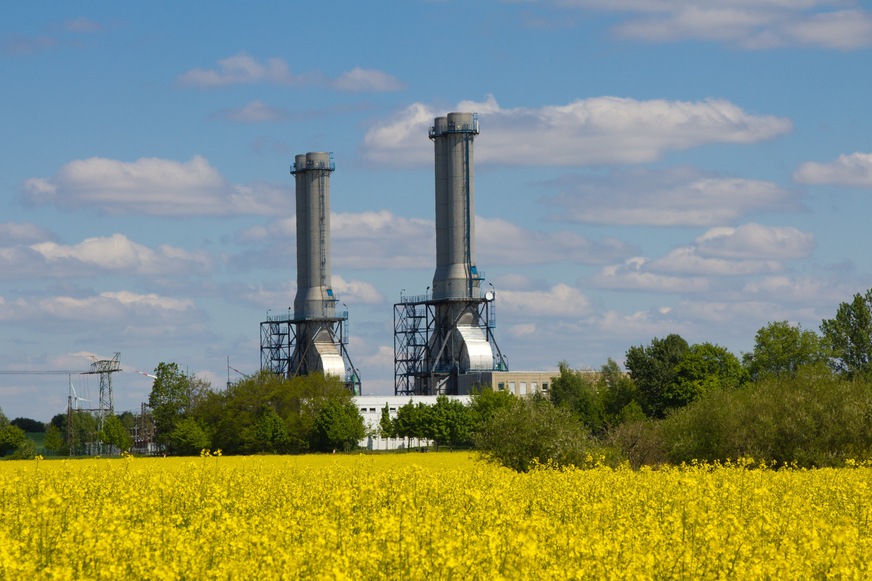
(0, 291), (194, 322)
(177, 53), (403, 92)
(477, 216), (635, 265)
(593, 224), (814, 290)
(331, 67), (405, 92)
(0, 222), (55, 245)
(363, 95), (791, 166)
(23, 155), (288, 216)
(594, 257), (711, 293)
(793, 152), (872, 187)
(0, 233), (211, 279)
(560, 0), (872, 50)
(500, 283), (591, 317)
(693, 223), (814, 260)
(331, 274), (383, 305)
(544, 167), (799, 227)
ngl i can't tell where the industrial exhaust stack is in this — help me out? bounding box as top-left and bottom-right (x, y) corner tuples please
(394, 113), (508, 395)
(260, 152), (360, 394)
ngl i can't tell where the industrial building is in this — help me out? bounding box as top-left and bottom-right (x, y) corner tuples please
(260, 152), (360, 394)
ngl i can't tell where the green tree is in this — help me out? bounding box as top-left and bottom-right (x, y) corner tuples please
(168, 418), (211, 455)
(597, 358), (644, 426)
(0, 424), (27, 456)
(671, 343), (747, 406)
(312, 398), (365, 452)
(251, 407), (290, 453)
(549, 362), (604, 432)
(43, 424), (64, 453)
(0, 405), (8, 428)
(820, 289), (872, 378)
(625, 334), (690, 418)
(11, 417), (45, 433)
(468, 386), (515, 435)
(99, 414), (133, 453)
(378, 403), (395, 438)
(473, 396), (598, 472)
(429, 395), (472, 448)
(149, 362), (190, 445)
(743, 321), (829, 382)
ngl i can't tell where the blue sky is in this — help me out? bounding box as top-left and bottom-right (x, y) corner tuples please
(2, 1), (872, 421)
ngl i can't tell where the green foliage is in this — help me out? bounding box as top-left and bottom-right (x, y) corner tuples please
(195, 370), (355, 455)
(473, 396), (600, 472)
(98, 414), (133, 453)
(549, 362), (604, 432)
(468, 385), (514, 429)
(658, 365), (872, 467)
(43, 424), (64, 453)
(149, 362), (193, 447)
(625, 334), (690, 418)
(0, 424), (27, 457)
(378, 404), (394, 438)
(744, 321), (829, 381)
(312, 399), (365, 452)
(251, 407), (290, 453)
(672, 342), (747, 404)
(428, 395), (473, 448)
(11, 417), (45, 433)
(597, 358), (642, 426)
(821, 289), (872, 378)
(626, 336), (745, 417)
(0, 406), (7, 428)
(168, 418), (211, 456)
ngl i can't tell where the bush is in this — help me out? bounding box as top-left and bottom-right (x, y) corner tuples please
(659, 365), (872, 467)
(473, 395), (608, 472)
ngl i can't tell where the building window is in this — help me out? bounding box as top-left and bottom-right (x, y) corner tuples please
(532, 382), (538, 392)
(520, 382), (528, 395)
(497, 382), (505, 391)
(542, 382), (549, 391)
(509, 382), (516, 394)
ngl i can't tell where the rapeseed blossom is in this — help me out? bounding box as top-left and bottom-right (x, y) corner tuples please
(0, 452), (870, 579)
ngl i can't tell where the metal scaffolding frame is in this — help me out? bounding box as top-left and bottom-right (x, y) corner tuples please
(260, 310), (361, 395)
(394, 292), (507, 396)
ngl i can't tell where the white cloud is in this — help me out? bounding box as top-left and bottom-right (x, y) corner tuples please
(176, 53), (302, 87)
(560, 1), (872, 49)
(793, 152), (872, 187)
(23, 156), (288, 216)
(215, 100), (289, 123)
(500, 283), (591, 317)
(177, 54), (403, 93)
(331, 211), (434, 269)
(545, 167), (799, 227)
(331, 274), (383, 305)
(0, 291), (194, 322)
(331, 67), (405, 92)
(363, 95), (791, 166)
(477, 216), (635, 265)
(593, 224), (814, 290)
(594, 257), (711, 292)
(693, 223), (814, 260)
(0, 222), (55, 245)
(65, 17), (102, 33)
(29, 233), (211, 276)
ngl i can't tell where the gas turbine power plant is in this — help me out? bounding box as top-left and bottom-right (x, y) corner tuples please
(261, 112), (511, 396)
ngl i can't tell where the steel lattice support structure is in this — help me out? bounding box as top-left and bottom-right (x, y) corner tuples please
(394, 292), (507, 396)
(260, 311), (361, 395)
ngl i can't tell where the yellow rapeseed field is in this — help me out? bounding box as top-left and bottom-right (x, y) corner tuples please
(1, 452), (871, 579)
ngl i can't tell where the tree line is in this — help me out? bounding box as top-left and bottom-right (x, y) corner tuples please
(6, 287), (872, 468)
